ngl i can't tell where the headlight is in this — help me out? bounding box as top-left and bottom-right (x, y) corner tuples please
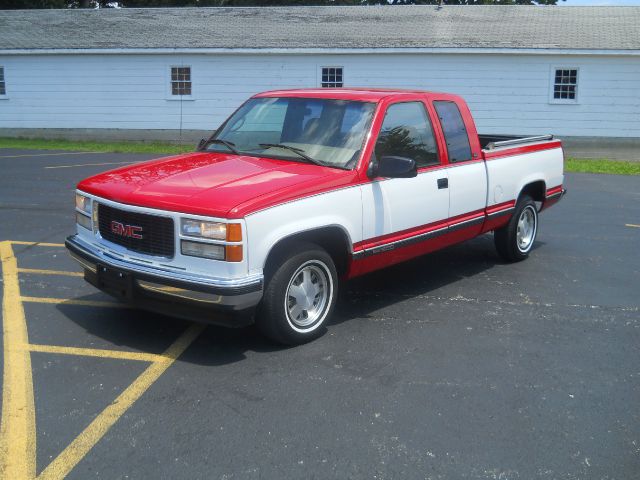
(180, 218), (227, 240)
(75, 193), (91, 215)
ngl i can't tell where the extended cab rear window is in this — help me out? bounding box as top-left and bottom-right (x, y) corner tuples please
(433, 101), (472, 163)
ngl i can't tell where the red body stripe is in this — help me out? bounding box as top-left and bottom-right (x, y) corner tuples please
(482, 140), (562, 161)
(485, 200), (516, 216)
(348, 221), (485, 278)
(353, 208), (487, 252)
(348, 200), (525, 278)
(540, 184), (564, 212)
(546, 185), (563, 196)
(353, 218), (449, 251)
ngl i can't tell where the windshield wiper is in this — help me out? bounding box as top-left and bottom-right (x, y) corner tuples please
(258, 143), (326, 167)
(203, 138), (240, 155)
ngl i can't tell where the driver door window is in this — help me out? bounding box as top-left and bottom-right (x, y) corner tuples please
(375, 102), (439, 168)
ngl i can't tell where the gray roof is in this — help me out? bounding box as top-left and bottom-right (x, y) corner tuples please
(1, 5), (639, 52)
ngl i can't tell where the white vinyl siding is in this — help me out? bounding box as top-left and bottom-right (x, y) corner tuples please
(0, 53), (638, 137)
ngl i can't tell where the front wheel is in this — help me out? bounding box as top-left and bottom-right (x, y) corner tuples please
(257, 242), (338, 345)
(494, 195), (538, 262)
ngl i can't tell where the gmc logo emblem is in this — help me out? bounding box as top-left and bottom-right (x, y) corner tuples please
(110, 221), (143, 239)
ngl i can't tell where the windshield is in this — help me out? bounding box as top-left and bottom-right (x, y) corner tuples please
(206, 97), (376, 169)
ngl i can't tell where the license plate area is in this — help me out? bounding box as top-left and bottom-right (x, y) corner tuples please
(96, 264), (134, 300)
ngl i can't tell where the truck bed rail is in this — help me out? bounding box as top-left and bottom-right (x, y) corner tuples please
(484, 134), (554, 150)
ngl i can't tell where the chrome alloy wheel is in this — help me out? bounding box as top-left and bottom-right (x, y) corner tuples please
(285, 260), (333, 332)
(516, 205), (537, 253)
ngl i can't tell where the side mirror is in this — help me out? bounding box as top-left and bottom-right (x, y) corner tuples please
(375, 156), (417, 178)
(196, 138), (207, 151)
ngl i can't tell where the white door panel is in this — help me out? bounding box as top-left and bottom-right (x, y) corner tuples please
(447, 162), (488, 217)
(361, 169), (449, 241)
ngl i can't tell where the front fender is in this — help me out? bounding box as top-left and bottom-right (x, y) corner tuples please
(244, 187), (363, 273)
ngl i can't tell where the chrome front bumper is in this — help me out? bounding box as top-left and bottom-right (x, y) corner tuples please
(66, 235), (263, 325)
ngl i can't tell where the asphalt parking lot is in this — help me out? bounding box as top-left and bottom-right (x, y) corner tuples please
(0, 148), (639, 480)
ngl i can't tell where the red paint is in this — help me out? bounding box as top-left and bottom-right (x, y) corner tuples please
(255, 88), (438, 103)
(427, 94), (483, 165)
(482, 140), (562, 161)
(348, 220), (484, 278)
(540, 184), (564, 211)
(348, 199), (524, 278)
(481, 200), (516, 233)
(78, 152), (358, 219)
(350, 199), (516, 269)
(448, 208), (485, 225)
(350, 208), (486, 277)
(76, 88), (563, 234)
(482, 214), (511, 233)
(77, 89), (479, 218)
(485, 200), (516, 216)
(353, 220), (446, 252)
(546, 185), (563, 197)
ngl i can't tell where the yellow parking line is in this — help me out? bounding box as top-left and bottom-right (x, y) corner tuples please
(2, 240), (205, 478)
(20, 296), (128, 308)
(0, 241), (37, 479)
(18, 268), (83, 277)
(9, 241), (65, 248)
(45, 161), (137, 170)
(626, 223), (640, 228)
(28, 344), (167, 363)
(37, 323), (205, 480)
(0, 152), (104, 159)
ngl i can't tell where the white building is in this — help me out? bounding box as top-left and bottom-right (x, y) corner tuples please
(0, 5), (639, 147)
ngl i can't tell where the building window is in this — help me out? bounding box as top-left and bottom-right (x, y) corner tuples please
(0, 67), (6, 96)
(321, 67), (343, 88)
(552, 68), (578, 101)
(171, 66), (191, 96)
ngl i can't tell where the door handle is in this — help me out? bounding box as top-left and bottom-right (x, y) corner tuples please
(437, 178), (448, 189)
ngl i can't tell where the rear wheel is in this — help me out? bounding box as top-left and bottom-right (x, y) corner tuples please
(494, 195), (538, 262)
(257, 242), (338, 345)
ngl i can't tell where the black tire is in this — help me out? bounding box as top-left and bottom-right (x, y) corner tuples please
(257, 242), (338, 345)
(494, 195), (538, 262)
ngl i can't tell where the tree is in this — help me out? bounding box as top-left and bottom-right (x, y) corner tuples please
(3, 0), (67, 7)
(1, 0), (563, 9)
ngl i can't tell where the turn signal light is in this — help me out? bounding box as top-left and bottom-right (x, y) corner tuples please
(226, 223), (242, 242)
(225, 245), (243, 262)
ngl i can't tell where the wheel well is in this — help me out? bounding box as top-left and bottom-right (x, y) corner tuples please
(519, 180), (546, 203)
(264, 227), (351, 277)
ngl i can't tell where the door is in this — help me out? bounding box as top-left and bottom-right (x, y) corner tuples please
(433, 100), (488, 239)
(359, 101), (449, 265)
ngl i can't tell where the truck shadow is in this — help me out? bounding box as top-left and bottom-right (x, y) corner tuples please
(56, 234), (544, 367)
(333, 234), (542, 325)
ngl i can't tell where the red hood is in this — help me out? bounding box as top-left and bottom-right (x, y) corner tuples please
(77, 152), (359, 218)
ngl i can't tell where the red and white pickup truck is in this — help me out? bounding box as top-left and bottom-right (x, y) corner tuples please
(67, 89), (565, 344)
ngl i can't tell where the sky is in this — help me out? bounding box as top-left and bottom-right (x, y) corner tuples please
(559, 0), (640, 5)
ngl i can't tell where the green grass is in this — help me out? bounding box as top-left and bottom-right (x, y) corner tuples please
(565, 158), (640, 176)
(1, 137), (639, 175)
(0, 137), (193, 155)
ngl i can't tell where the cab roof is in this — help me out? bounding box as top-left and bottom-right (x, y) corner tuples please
(253, 88), (455, 103)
